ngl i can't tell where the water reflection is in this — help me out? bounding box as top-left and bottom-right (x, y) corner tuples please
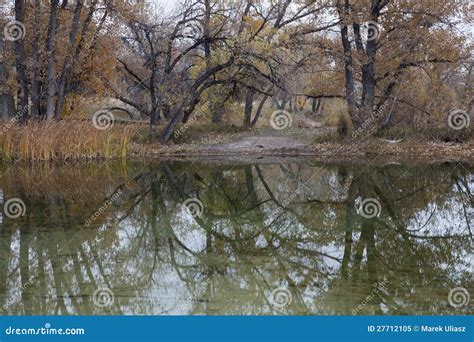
(0, 160), (472, 315)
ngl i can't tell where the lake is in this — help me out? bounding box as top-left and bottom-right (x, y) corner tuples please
(0, 160), (472, 315)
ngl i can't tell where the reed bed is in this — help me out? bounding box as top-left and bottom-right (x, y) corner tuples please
(0, 121), (139, 161)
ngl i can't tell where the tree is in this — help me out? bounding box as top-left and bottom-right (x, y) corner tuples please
(0, 34), (16, 120)
(45, 0), (60, 119)
(336, 0), (471, 133)
(13, 0), (29, 113)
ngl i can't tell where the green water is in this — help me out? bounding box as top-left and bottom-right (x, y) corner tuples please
(0, 160), (472, 315)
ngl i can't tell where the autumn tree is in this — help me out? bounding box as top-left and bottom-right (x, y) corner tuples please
(1, 0), (139, 119)
(336, 0), (472, 134)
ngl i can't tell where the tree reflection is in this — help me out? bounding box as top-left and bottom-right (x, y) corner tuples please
(0, 161), (472, 315)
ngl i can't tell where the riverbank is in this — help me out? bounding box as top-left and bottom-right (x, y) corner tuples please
(1, 121), (472, 163)
(135, 136), (474, 163)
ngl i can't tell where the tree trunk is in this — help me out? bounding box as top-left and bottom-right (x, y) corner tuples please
(0, 94), (15, 120)
(340, 24), (358, 127)
(271, 96), (278, 108)
(311, 98), (318, 114)
(211, 85), (228, 124)
(54, 0), (85, 120)
(162, 104), (171, 120)
(160, 107), (185, 144)
(149, 107), (160, 140)
(360, 1), (381, 127)
(360, 36), (377, 125)
(55, 0), (98, 120)
(45, 0), (60, 119)
(14, 0), (29, 115)
(204, 0), (225, 124)
(250, 95), (269, 127)
(160, 57), (235, 143)
(30, 0), (41, 117)
(0, 38), (16, 120)
(211, 102), (224, 123)
(243, 90), (253, 128)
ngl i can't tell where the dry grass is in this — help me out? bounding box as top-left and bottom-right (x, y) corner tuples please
(0, 121), (140, 161)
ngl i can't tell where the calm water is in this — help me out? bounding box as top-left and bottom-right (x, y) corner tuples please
(0, 160), (472, 315)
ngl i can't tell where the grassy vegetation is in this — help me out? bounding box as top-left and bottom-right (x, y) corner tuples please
(0, 121), (140, 162)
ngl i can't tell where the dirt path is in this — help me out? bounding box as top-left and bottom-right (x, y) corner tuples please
(203, 136), (307, 153)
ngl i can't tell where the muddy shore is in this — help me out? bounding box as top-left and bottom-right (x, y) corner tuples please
(134, 136), (474, 164)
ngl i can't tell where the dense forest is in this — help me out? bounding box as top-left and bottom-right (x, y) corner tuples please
(0, 0), (472, 157)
